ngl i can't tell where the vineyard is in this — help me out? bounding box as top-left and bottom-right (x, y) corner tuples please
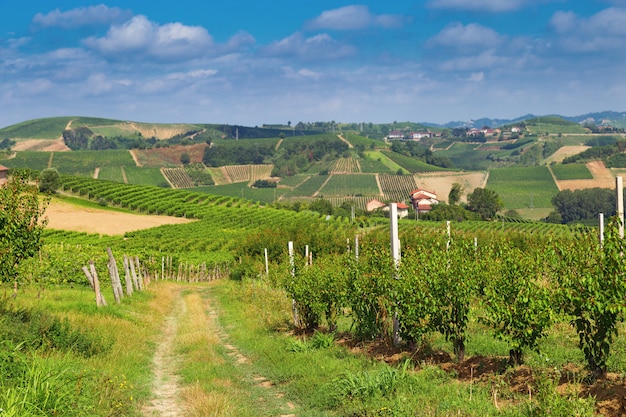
(222, 164), (274, 183)
(330, 157), (360, 173)
(378, 173), (418, 202)
(161, 167), (194, 188)
(318, 174), (380, 197)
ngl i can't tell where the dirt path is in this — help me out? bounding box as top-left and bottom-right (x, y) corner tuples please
(130, 149), (142, 167)
(93, 167), (100, 179)
(557, 160), (615, 191)
(337, 134), (353, 148)
(141, 285), (298, 416)
(142, 289), (185, 417)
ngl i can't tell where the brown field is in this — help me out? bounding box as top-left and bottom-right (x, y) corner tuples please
(134, 144), (208, 167)
(414, 171), (488, 203)
(45, 199), (194, 235)
(545, 145), (590, 164)
(12, 138), (70, 152)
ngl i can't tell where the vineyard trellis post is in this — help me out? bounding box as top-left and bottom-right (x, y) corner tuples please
(355, 234), (359, 261)
(123, 255), (134, 296)
(599, 213), (605, 246)
(106, 248), (123, 304)
(616, 176), (624, 238)
(264, 248), (269, 276)
(389, 203), (402, 347)
(288, 241), (300, 327)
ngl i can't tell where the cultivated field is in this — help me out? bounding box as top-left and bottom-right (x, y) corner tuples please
(45, 198), (195, 235)
(556, 160), (615, 191)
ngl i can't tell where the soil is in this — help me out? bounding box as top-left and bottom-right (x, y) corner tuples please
(414, 171), (488, 203)
(338, 335), (626, 417)
(44, 199), (194, 235)
(12, 138), (70, 152)
(134, 144), (208, 167)
(141, 289), (185, 417)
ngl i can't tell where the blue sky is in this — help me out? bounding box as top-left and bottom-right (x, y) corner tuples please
(1, 1), (625, 128)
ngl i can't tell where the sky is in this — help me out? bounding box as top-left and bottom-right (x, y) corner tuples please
(2, 1), (626, 128)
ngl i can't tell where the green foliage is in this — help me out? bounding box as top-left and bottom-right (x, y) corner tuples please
(551, 188), (615, 224)
(448, 182), (463, 205)
(332, 360), (412, 401)
(467, 187), (503, 220)
(252, 179), (276, 188)
(420, 203), (479, 222)
(479, 244), (554, 365)
(487, 166), (559, 210)
(38, 168), (61, 194)
(552, 218), (626, 376)
(0, 173), (49, 282)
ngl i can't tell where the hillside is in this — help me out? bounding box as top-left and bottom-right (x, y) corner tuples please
(2, 115), (626, 221)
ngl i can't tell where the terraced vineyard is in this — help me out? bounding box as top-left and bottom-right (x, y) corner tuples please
(378, 173), (418, 202)
(330, 157), (360, 173)
(162, 167), (194, 188)
(224, 164), (274, 183)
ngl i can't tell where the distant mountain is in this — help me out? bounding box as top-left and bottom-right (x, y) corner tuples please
(423, 111), (626, 129)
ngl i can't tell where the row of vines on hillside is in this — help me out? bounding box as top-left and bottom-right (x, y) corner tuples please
(378, 173), (418, 203)
(258, 221), (624, 377)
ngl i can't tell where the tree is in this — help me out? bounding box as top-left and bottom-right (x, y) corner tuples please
(0, 171), (49, 282)
(448, 182), (463, 205)
(180, 153), (191, 165)
(467, 187), (503, 220)
(38, 168), (61, 194)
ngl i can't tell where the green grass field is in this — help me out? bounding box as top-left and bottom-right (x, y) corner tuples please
(359, 158), (395, 174)
(550, 163), (593, 180)
(1, 151), (51, 170)
(364, 150), (406, 173)
(124, 166), (167, 187)
(318, 173), (379, 196)
(285, 174), (328, 197)
(51, 150), (136, 176)
(487, 166), (559, 209)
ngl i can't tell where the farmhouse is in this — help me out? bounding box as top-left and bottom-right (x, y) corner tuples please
(366, 199), (386, 212)
(387, 130), (405, 140)
(0, 165), (8, 186)
(410, 188), (438, 214)
(409, 131), (432, 140)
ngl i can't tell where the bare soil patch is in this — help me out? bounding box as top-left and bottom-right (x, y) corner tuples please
(134, 144), (208, 167)
(556, 160), (615, 191)
(12, 138), (70, 152)
(45, 199), (194, 235)
(414, 171), (488, 203)
(545, 145), (590, 164)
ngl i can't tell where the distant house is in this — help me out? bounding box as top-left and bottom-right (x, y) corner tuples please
(381, 202), (410, 218)
(410, 188), (438, 213)
(511, 126), (521, 133)
(396, 202), (410, 218)
(366, 199), (387, 212)
(388, 130), (405, 140)
(0, 165), (8, 186)
(409, 132), (431, 140)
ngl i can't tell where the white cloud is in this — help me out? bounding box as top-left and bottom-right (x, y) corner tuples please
(262, 32), (356, 60)
(167, 69), (218, 81)
(549, 7), (626, 52)
(427, 0), (527, 13)
(83, 15), (213, 61)
(305, 5), (406, 31)
(428, 23), (504, 49)
(32, 5), (132, 29)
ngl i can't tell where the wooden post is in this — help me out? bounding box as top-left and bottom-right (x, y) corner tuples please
(89, 261), (107, 307)
(129, 258), (139, 290)
(82, 265), (95, 289)
(264, 248), (269, 276)
(123, 255), (134, 296)
(135, 256), (144, 290)
(355, 235), (359, 261)
(107, 248), (122, 304)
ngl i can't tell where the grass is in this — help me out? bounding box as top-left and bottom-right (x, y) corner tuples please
(124, 166), (167, 187)
(364, 150), (406, 173)
(487, 166), (559, 210)
(194, 183), (287, 204)
(550, 163), (593, 180)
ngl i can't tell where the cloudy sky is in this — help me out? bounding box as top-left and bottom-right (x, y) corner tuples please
(1, 1), (625, 128)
